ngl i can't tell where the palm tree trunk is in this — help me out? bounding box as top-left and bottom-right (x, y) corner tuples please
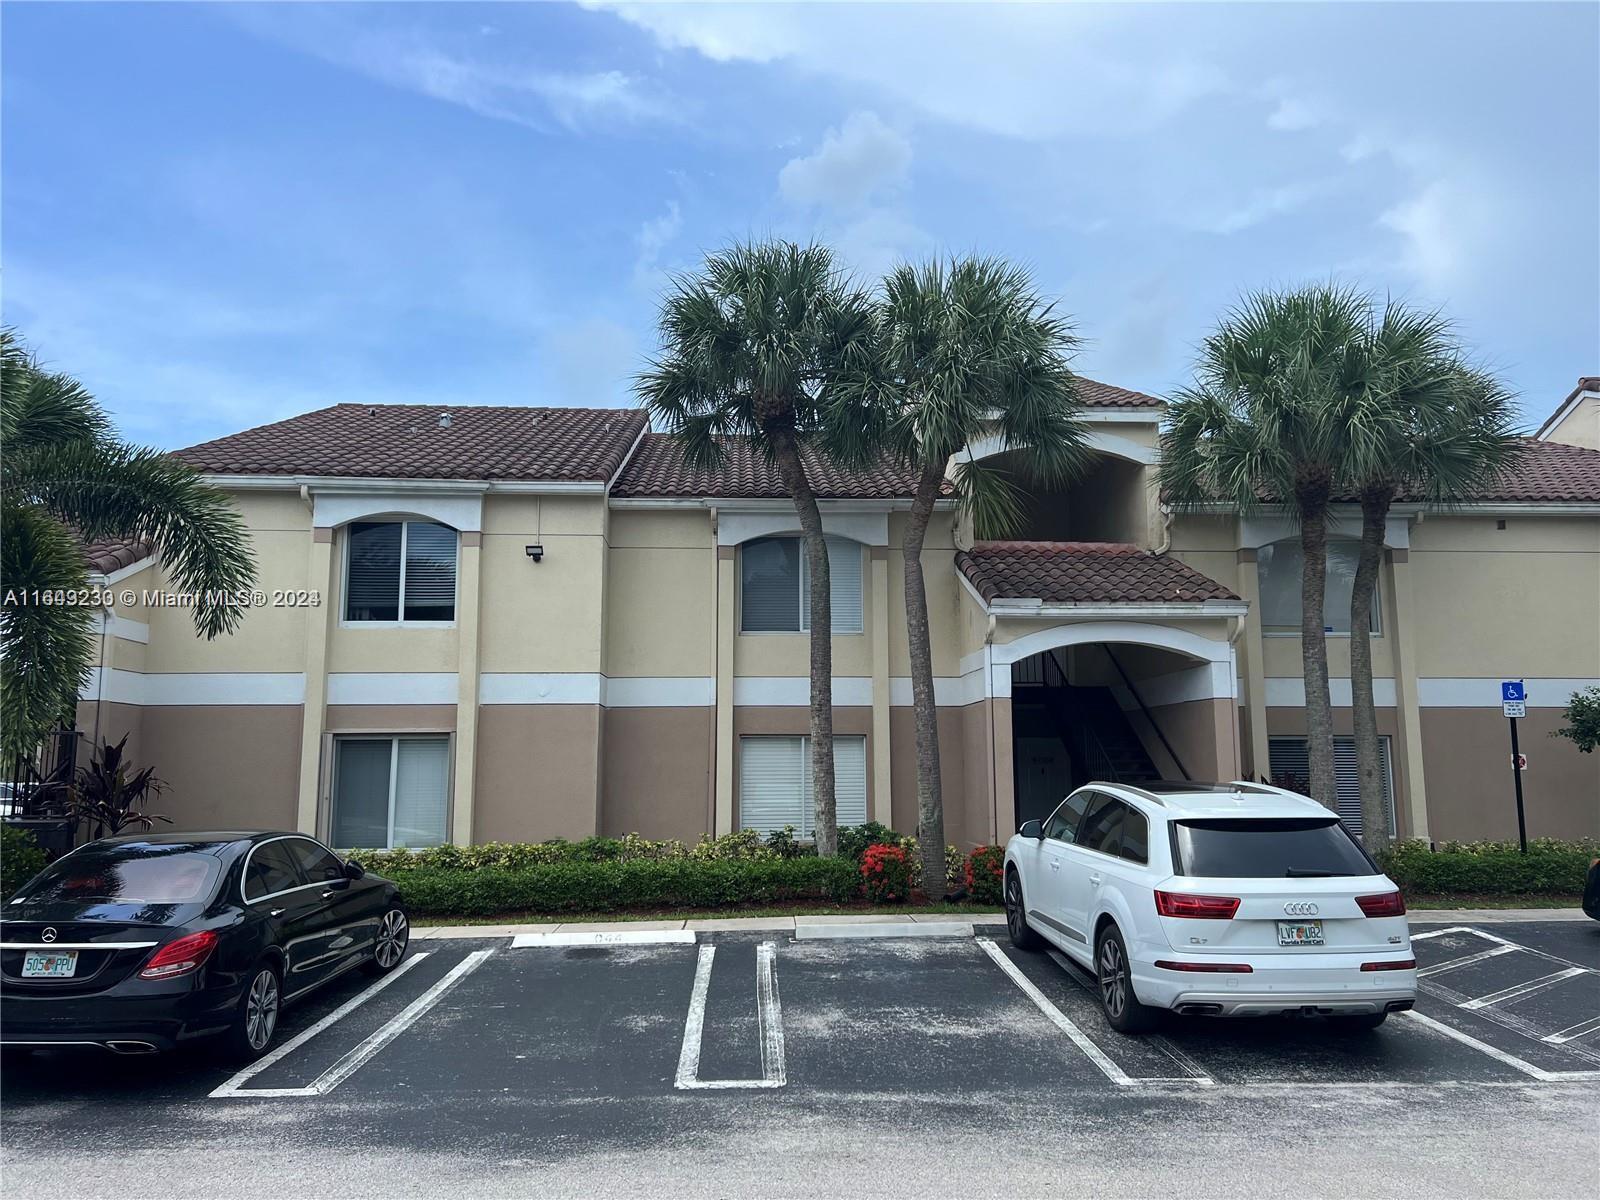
(902, 463), (947, 900)
(1350, 487), (1392, 852)
(1296, 475), (1338, 809)
(766, 425), (837, 856)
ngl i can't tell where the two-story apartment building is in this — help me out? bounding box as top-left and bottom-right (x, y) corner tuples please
(76, 377), (1600, 852)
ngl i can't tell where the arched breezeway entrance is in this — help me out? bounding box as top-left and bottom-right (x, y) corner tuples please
(992, 622), (1242, 828)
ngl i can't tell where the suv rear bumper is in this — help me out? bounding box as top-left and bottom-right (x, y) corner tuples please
(1132, 952), (1418, 1016)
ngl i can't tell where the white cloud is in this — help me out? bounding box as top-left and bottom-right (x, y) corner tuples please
(778, 112), (911, 210)
(1379, 177), (1501, 296)
(1198, 182), (1322, 235)
(633, 201), (683, 290)
(1267, 97), (1321, 132)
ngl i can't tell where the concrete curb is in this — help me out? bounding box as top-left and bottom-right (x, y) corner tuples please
(412, 913), (1007, 941)
(1409, 908), (1590, 923)
(794, 921), (979, 940)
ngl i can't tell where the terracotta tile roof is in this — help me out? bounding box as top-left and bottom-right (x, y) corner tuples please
(175, 404), (648, 483)
(83, 536), (155, 576)
(1076, 377), (1163, 408)
(611, 433), (947, 499)
(957, 541), (1240, 604)
(1441, 438), (1600, 503)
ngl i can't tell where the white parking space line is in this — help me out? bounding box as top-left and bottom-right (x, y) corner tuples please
(977, 938), (1210, 1088)
(511, 930), (696, 947)
(1416, 944), (1519, 977)
(675, 941), (786, 1090)
(1461, 967), (1587, 1011)
(1544, 1014), (1600, 1045)
(1401, 1010), (1600, 1083)
(212, 950), (493, 1099)
(1043, 948), (1216, 1085)
(209, 953), (430, 1099)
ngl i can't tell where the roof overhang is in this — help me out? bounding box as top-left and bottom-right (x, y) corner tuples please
(203, 474), (604, 495)
(956, 571), (1247, 620)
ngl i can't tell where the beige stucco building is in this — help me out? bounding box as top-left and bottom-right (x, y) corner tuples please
(77, 378), (1600, 851)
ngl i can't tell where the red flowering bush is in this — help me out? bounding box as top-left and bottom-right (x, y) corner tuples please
(964, 846), (1006, 906)
(860, 842), (913, 904)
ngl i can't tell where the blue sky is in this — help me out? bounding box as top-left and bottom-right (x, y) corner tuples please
(4, 2), (1596, 450)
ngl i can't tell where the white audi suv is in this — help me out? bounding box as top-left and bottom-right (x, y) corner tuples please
(1003, 780), (1416, 1033)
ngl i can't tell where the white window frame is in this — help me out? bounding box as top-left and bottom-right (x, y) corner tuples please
(1259, 539), (1381, 638)
(329, 734), (452, 849)
(738, 536), (864, 635)
(737, 734), (868, 836)
(340, 519), (459, 629)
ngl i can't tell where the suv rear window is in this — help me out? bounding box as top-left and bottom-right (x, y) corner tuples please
(17, 848), (222, 904)
(1172, 818), (1375, 879)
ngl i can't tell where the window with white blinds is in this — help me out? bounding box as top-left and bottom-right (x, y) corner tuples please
(331, 736), (450, 849)
(1267, 735), (1394, 839)
(345, 521), (457, 623)
(739, 536), (864, 633)
(738, 735), (868, 837)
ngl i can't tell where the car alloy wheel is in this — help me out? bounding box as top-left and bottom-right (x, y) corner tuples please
(1099, 936), (1129, 1021)
(244, 968), (280, 1051)
(375, 909), (409, 970)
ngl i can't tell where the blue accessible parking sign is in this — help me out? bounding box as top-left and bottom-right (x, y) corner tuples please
(1501, 680), (1525, 703)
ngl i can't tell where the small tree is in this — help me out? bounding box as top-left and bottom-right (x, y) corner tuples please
(1553, 686), (1600, 754)
(68, 735), (170, 841)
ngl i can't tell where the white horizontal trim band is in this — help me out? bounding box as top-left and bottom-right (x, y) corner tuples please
(90, 613), (150, 644)
(1413, 677), (1599, 708)
(82, 669), (307, 706)
(328, 673), (460, 706)
(1265, 677), (1399, 708)
(732, 677), (875, 707)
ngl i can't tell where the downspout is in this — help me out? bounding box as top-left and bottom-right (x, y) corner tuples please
(299, 484), (313, 512)
(985, 613), (998, 842)
(708, 505), (720, 836)
(1154, 502), (1174, 555)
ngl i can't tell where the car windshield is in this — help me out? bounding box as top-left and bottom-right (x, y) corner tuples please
(15, 847), (222, 904)
(1172, 818), (1375, 879)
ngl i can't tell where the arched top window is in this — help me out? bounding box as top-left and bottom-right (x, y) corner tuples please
(740, 536), (863, 634)
(344, 519), (458, 624)
(1257, 539), (1378, 635)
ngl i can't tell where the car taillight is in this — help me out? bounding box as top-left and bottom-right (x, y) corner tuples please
(1361, 959), (1417, 972)
(1355, 891), (1407, 918)
(1154, 960), (1253, 973)
(139, 931), (218, 980)
(1154, 891), (1241, 919)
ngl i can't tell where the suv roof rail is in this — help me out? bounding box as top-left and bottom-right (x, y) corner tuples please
(1230, 779), (1303, 799)
(1091, 781), (1165, 807)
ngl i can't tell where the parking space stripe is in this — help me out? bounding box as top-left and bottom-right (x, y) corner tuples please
(1042, 948), (1215, 1085)
(977, 938), (1210, 1088)
(209, 952), (430, 1099)
(1461, 967), (1586, 1011)
(1416, 944), (1518, 977)
(675, 941), (786, 1090)
(1543, 1014), (1600, 1045)
(1400, 1010), (1600, 1083)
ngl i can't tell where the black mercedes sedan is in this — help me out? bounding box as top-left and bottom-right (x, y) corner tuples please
(0, 832), (407, 1061)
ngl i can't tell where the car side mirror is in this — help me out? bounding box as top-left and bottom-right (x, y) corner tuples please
(1018, 819), (1044, 840)
(344, 861), (365, 881)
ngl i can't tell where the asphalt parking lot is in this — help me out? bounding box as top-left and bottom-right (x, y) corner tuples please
(3, 919), (1597, 1199)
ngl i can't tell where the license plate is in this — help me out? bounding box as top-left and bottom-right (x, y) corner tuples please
(21, 950), (78, 978)
(1277, 920), (1325, 947)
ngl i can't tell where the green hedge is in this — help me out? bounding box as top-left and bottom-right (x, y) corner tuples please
(1377, 839), (1597, 896)
(1, 825), (48, 897)
(387, 856), (862, 917)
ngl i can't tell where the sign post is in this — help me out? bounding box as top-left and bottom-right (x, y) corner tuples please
(1501, 680), (1528, 853)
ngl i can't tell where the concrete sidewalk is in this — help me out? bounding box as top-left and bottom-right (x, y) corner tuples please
(410, 906), (1586, 941)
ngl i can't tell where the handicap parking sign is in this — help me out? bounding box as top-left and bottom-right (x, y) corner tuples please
(1501, 680), (1525, 703)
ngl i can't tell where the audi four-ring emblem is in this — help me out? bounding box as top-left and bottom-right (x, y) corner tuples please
(1283, 902), (1319, 917)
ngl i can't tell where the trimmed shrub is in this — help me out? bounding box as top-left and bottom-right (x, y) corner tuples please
(1377, 839), (1597, 896)
(838, 822), (903, 862)
(965, 845), (1006, 907)
(2, 825), (47, 897)
(388, 856), (861, 917)
(860, 843), (913, 904)
(764, 826), (815, 860)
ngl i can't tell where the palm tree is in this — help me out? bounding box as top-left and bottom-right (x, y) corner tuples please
(1, 329), (257, 762)
(1343, 310), (1521, 848)
(635, 242), (873, 856)
(1160, 286), (1373, 809)
(841, 258), (1090, 898)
